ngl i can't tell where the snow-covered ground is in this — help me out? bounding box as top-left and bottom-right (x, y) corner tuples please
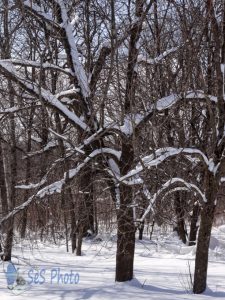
(1, 226), (225, 299)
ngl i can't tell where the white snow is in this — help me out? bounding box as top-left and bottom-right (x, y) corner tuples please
(0, 106), (22, 114)
(15, 178), (46, 190)
(0, 61), (90, 132)
(108, 158), (120, 178)
(49, 128), (85, 154)
(71, 14), (79, 26)
(23, 0), (54, 23)
(37, 180), (63, 198)
(137, 46), (180, 65)
(56, 88), (80, 99)
(117, 90), (220, 136)
(57, 0), (90, 99)
(153, 90), (217, 112)
(24, 140), (58, 158)
(120, 147), (210, 182)
(119, 114), (143, 135)
(1, 58), (73, 76)
(139, 177), (206, 223)
(31, 136), (43, 144)
(1, 227), (225, 299)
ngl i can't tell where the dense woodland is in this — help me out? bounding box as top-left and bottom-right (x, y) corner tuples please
(0, 0), (225, 294)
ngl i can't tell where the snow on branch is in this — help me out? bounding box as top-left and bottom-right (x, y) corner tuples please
(23, 0), (60, 29)
(56, 88), (80, 99)
(221, 177), (225, 183)
(56, 0), (90, 99)
(0, 106), (31, 114)
(23, 0), (90, 107)
(137, 46), (180, 65)
(23, 140), (58, 158)
(137, 90), (218, 127)
(138, 177), (206, 223)
(1, 59), (74, 77)
(15, 178), (47, 190)
(107, 157), (144, 186)
(117, 90), (219, 136)
(23, 0), (54, 22)
(28, 127), (107, 161)
(49, 128), (85, 155)
(119, 147), (209, 183)
(163, 178), (207, 203)
(107, 159), (121, 208)
(0, 147), (121, 225)
(0, 61), (90, 131)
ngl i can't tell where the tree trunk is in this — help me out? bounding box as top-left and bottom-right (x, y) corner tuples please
(20, 107), (34, 239)
(193, 172), (217, 294)
(76, 228), (83, 256)
(150, 220), (155, 240)
(20, 210), (28, 239)
(68, 188), (76, 253)
(116, 185), (135, 282)
(174, 191), (186, 244)
(138, 221), (144, 240)
(115, 0), (146, 281)
(188, 203), (200, 246)
(0, 141), (8, 234)
(4, 219), (14, 261)
(76, 169), (94, 255)
(193, 202), (215, 293)
(4, 79), (17, 261)
(0, 0), (17, 262)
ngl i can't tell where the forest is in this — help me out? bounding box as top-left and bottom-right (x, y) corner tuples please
(0, 0), (225, 297)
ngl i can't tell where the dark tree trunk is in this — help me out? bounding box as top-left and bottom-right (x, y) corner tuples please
(94, 197), (98, 235)
(76, 230), (83, 256)
(116, 185), (135, 282)
(116, 135), (135, 282)
(21, 107), (34, 239)
(68, 188), (76, 253)
(150, 220), (155, 240)
(193, 172), (217, 294)
(138, 221), (144, 240)
(4, 79), (17, 261)
(20, 210), (28, 239)
(0, 141), (8, 234)
(115, 0), (146, 282)
(1, 0), (17, 262)
(61, 189), (69, 252)
(71, 227), (77, 254)
(83, 179), (95, 235)
(193, 202), (215, 293)
(76, 210), (90, 256)
(76, 169), (94, 256)
(4, 219), (14, 261)
(174, 191), (186, 244)
(188, 203), (200, 246)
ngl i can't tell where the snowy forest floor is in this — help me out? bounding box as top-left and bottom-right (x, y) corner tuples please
(1, 226), (225, 299)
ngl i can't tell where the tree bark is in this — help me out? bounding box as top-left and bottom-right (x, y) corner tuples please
(116, 184), (135, 282)
(193, 202), (215, 293)
(76, 168), (94, 256)
(20, 107), (34, 239)
(0, 141), (8, 231)
(66, 187), (77, 253)
(174, 191), (186, 244)
(138, 221), (144, 240)
(193, 173), (217, 294)
(188, 203), (200, 246)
